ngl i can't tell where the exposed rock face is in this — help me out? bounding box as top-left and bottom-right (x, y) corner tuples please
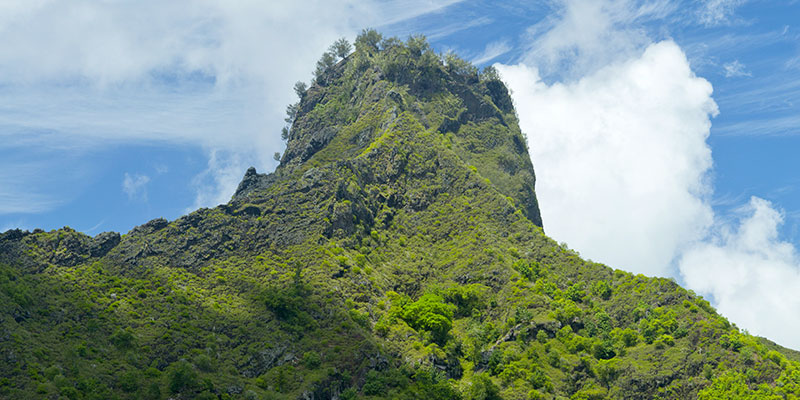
(233, 167), (280, 201)
(0, 227), (121, 268)
(89, 232), (121, 257)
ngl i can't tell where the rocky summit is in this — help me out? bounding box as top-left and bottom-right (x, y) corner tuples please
(1, 31), (799, 400)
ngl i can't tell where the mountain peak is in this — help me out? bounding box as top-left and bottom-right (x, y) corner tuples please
(235, 33), (543, 227)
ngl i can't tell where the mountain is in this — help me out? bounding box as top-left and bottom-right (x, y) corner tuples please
(1, 31), (799, 400)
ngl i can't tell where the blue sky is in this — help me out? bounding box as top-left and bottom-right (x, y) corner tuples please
(1, 1), (800, 348)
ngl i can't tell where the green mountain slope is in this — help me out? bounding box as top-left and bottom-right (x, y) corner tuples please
(1, 31), (798, 400)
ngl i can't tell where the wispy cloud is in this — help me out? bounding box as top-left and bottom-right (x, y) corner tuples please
(370, 0), (464, 27)
(713, 77), (800, 116)
(722, 60), (751, 77)
(154, 164), (169, 175)
(1, 218), (31, 233)
(520, 0), (675, 79)
(709, 65), (800, 137)
(0, 192), (58, 215)
(786, 55), (800, 70)
(697, 0), (747, 26)
(186, 149), (249, 213)
(424, 16), (493, 40)
(0, 182), (59, 216)
(680, 28), (794, 80)
(0, 156), (65, 214)
(83, 219), (107, 235)
(713, 115), (800, 137)
(472, 40), (512, 65)
(711, 190), (751, 208)
(122, 173), (150, 201)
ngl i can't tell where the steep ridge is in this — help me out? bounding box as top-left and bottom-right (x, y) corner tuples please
(0, 31), (798, 399)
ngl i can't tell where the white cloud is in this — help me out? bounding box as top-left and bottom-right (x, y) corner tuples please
(0, 191), (57, 215)
(698, 0), (747, 26)
(0, 185), (59, 214)
(0, 1), (461, 85)
(122, 173), (150, 201)
(186, 149), (249, 212)
(520, 0), (674, 79)
(0, 157), (63, 214)
(499, 41), (717, 277)
(0, 0), (462, 211)
(787, 56), (800, 71)
(1, 220), (26, 233)
(154, 164), (169, 175)
(472, 40), (512, 65)
(425, 16), (493, 40)
(500, 0), (800, 349)
(679, 197), (800, 349)
(723, 60), (751, 77)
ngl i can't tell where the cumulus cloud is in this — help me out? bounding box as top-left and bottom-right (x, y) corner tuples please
(500, 0), (800, 348)
(499, 41), (717, 277)
(679, 197), (800, 349)
(0, 0), (462, 211)
(122, 173), (150, 201)
(723, 60), (752, 77)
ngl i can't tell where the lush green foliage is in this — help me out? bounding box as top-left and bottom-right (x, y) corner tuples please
(0, 32), (798, 400)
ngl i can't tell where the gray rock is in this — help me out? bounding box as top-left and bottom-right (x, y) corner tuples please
(130, 218), (169, 235)
(240, 344), (291, 378)
(90, 231), (120, 257)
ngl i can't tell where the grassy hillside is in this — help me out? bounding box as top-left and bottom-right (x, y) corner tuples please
(1, 31), (798, 400)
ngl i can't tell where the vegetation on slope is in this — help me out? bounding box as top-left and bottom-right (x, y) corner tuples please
(1, 30), (798, 400)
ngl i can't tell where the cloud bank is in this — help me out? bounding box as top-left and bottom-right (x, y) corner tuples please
(499, 41), (717, 277)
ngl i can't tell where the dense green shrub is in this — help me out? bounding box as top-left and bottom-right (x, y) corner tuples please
(167, 361), (198, 393)
(468, 373), (501, 400)
(402, 294), (456, 343)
